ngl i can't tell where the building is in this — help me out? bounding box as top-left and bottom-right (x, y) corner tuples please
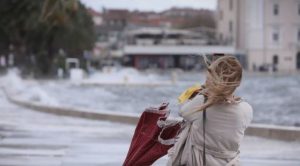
(123, 27), (234, 70)
(87, 8), (104, 61)
(88, 9), (130, 67)
(128, 11), (171, 28)
(161, 7), (215, 28)
(217, 0), (300, 72)
(97, 9), (129, 43)
(88, 8), (103, 26)
(86, 7), (224, 69)
(162, 7), (210, 18)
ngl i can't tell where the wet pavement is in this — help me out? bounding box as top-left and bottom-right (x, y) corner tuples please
(0, 90), (300, 166)
(0, 90), (135, 166)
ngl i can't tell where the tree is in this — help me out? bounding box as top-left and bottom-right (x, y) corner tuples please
(0, 0), (96, 75)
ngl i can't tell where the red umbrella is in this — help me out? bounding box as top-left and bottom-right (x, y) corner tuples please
(123, 103), (181, 166)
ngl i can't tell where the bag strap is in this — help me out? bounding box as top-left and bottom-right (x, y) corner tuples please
(203, 96), (208, 166)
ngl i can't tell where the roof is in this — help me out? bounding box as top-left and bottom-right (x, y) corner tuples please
(88, 8), (102, 17)
(124, 45), (237, 55)
(126, 27), (202, 37)
(104, 9), (129, 19)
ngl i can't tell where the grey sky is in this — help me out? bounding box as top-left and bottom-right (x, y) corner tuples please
(80, 0), (217, 12)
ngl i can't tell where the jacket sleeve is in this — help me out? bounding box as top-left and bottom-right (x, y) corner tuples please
(243, 102), (253, 128)
(179, 94), (204, 122)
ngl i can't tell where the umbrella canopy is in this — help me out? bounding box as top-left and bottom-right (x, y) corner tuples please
(123, 103), (181, 166)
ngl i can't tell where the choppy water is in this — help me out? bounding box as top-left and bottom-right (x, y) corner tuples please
(39, 72), (300, 127)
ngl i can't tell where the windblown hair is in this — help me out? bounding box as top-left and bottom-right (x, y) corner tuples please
(198, 55), (243, 111)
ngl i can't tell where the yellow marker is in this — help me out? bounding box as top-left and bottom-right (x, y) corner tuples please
(178, 84), (202, 104)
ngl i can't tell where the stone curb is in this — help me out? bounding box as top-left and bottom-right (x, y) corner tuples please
(4, 91), (300, 142)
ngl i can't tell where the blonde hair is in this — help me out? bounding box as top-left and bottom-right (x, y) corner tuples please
(193, 55), (243, 113)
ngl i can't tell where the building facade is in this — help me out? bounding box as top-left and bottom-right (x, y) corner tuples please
(123, 28), (206, 70)
(217, 0), (300, 72)
(123, 27), (236, 70)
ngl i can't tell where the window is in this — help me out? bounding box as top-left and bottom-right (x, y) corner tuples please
(229, 21), (233, 33)
(272, 31), (279, 42)
(273, 55), (279, 72)
(229, 0), (233, 11)
(273, 3), (279, 16)
(273, 55), (279, 65)
(298, 29), (300, 42)
(297, 52), (300, 69)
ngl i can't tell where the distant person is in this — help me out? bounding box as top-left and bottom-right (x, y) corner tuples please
(8, 53), (14, 66)
(167, 55), (253, 166)
(0, 56), (6, 67)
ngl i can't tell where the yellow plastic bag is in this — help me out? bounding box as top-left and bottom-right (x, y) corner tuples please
(178, 84), (202, 104)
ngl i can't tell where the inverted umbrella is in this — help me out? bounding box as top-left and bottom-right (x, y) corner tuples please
(123, 103), (182, 166)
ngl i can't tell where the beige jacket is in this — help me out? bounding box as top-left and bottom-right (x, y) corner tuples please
(167, 94), (253, 166)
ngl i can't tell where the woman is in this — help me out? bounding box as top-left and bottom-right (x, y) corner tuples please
(167, 55), (253, 166)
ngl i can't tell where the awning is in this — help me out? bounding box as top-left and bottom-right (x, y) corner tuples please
(124, 45), (237, 55)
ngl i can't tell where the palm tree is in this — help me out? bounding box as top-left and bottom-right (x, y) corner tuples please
(37, 0), (79, 73)
(0, 0), (95, 75)
(40, 0), (78, 27)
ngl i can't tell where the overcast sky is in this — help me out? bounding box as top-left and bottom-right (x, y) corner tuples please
(80, 0), (217, 12)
